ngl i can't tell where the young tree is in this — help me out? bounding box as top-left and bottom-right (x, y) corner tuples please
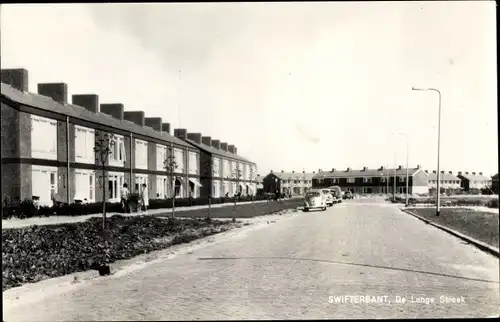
(164, 150), (178, 219)
(94, 132), (115, 230)
(230, 167), (243, 212)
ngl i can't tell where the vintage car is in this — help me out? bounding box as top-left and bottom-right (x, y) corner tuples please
(328, 186), (343, 204)
(320, 189), (335, 207)
(343, 191), (354, 200)
(303, 190), (327, 212)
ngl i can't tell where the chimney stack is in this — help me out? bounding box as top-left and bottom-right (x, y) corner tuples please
(448, 171), (452, 175)
(313, 171), (316, 174)
(441, 171), (445, 174)
(220, 142), (228, 151)
(202, 136), (212, 146)
(363, 166), (368, 171)
(161, 123), (171, 134)
(38, 83), (68, 104)
(72, 94), (99, 113)
(380, 166), (385, 170)
(100, 103), (124, 121)
(465, 172), (469, 175)
(303, 170), (306, 174)
(398, 165), (403, 170)
(425, 170), (428, 173)
(124, 111), (145, 127)
(1, 68), (29, 91)
(479, 172), (483, 175)
(228, 144), (236, 154)
(145, 117), (162, 131)
(234, 147), (238, 155)
(292, 170), (295, 173)
(417, 165), (421, 169)
(281, 170), (284, 173)
(211, 139), (221, 149)
(174, 129), (188, 140)
(187, 133), (202, 144)
(331, 168), (335, 172)
(433, 171), (437, 174)
(472, 172), (476, 175)
(458, 171), (462, 175)
(346, 167), (351, 172)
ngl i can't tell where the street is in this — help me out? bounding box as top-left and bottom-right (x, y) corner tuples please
(3, 198), (499, 320)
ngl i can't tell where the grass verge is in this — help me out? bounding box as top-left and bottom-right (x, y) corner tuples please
(407, 207), (499, 249)
(2, 215), (238, 292)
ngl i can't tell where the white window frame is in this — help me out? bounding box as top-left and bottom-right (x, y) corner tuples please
(107, 172), (125, 202)
(156, 144), (168, 171)
(173, 148), (185, 173)
(134, 139), (148, 170)
(134, 174), (149, 194)
(30, 115), (58, 160)
(212, 180), (220, 198)
(222, 159), (230, 178)
(156, 175), (168, 199)
(31, 165), (58, 207)
(347, 178), (355, 183)
(74, 169), (96, 203)
(188, 151), (198, 175)
(75, 125), (95, 164)
(212, 157), (221, 177)
(108, 134), (125, 167)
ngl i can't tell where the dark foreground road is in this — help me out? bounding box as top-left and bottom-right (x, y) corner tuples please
(3, 198), (499, 320)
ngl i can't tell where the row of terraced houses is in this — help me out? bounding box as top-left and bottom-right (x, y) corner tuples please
(1, 68), (258, 207)
(263, 166), (496, 195)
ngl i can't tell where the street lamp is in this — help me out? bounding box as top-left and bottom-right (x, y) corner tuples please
(412, 86), (442, 216)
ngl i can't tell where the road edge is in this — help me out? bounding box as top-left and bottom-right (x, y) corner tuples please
(400, 208), (499, 258)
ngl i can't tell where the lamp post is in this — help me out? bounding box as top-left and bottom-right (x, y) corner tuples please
(412, 86), (442, 216)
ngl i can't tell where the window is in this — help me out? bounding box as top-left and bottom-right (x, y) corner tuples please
(174, 148), (185, 173)
(107, 172), (125, 202)
(188, 151), (198, 174)
(347, 178), (355, 183)
(134, 174), (148, 194)
(399, 176), (405, 182)
(380, 177), (386, 182)
(212, 157), (221, 177)
(74, 170), (95, 203)
(134, 139), (148, 170)
(294, 180), (299, 184)
(32, 166), (58, 206)
(156, 144), (168, 171)
(212, 180), (221, 198)
(109, 135), (125, 166)
(75, 125), (95, 164)
(31, 115), (57, 160)
(229, 161), (237, 178)
(363, 177), (372, 183)
(223, 181), (230, 196)
(156, 175), (168, 199)
(222, 159), (230, 178)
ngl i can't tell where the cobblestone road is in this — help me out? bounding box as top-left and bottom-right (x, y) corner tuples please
(3, 198), (499, 320)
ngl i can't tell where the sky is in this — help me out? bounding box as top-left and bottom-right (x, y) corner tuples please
(1, 1), (497, 177)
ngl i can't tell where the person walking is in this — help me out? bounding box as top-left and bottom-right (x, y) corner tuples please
(120, 183), (130, 213)
(141, 183), (149, 212)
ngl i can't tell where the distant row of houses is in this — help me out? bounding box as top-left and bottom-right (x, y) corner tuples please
(259, 166), (498, 196)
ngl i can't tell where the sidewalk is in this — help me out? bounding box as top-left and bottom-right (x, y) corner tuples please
(2, 199), (275, 230)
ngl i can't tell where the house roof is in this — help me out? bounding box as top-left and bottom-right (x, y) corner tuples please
(426, 173), (461, 181)
(458, 173), (491, 181)
(1, 83), (192, 149)
(183, 138), (253, 164)
(312, 167), (424, 179)
(272, 172), (316, 180)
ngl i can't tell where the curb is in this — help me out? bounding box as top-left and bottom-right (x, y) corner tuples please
(400, 208), (499, 258)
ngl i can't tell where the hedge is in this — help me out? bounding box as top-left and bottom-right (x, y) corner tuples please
(389, 196), (499, 209)
(2, 195), (270, 220)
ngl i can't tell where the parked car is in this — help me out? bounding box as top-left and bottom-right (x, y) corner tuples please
(320, 189), (335, 207)
(328, 186), (343, 203)
(303, 190), (327, 212)
(343, 191), (354, 200)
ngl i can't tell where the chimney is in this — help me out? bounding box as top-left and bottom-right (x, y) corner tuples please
(161, 123), (171, 134)
(270, 170), (273, 173)
(479, 172), (483, 175)
(124, 111), (145, 127)
(234, 147), (238, 154)
(72, 94), (99, 113)
(1, 68), (29, 91)
(441, 171), (445, 174)
(313, 171), (315, 174)
(220, 142), (228, 151)
(187, 133), (202, 144)
(425, 170), (428, 173)
(458, 171), (462, 175)
(174, 129), (188, 140)
(292, 170), (295, 173)
(38, 83), (68, 104)
(472, 172), (476, 175)
(417, 165), (421, 169)
(433, 171), (437, 174)
(465, 172), (469, 175)
(331, 168), (335, 172)
(380, 166), (384, 170)
(398, 165), (403, 170)
(211, 139), (221, 149)
(145, 117), (162, 131)
(319, 169), (322, 173)
(228, 145), (236, 153)
(346, 167), (351, 172)
(303, 170), (305, 174)
(202, 136), (212, 146)
(363, 166), (368, 171)
(281, 170), (284, 173)
(100, 103), (124, 121)
(448, 171), (452, 175)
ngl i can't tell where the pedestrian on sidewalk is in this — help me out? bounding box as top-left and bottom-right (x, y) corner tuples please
(141, 183), (149, 212)
(120, 183), (130, 213)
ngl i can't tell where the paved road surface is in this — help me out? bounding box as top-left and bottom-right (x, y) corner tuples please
(3, 198), (499, 320)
